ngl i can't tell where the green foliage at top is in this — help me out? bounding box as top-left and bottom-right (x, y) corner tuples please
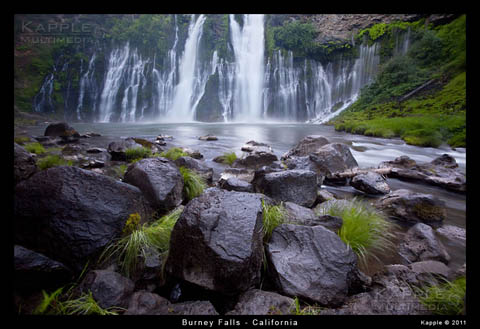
(160, 147), (188, 161)
(179, 166), (207, 201)
(416, 277), (466, 315)
(317, 198), (396, 269)
(261, 200), (287, 243)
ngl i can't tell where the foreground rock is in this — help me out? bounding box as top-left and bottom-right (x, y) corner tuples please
(283, 202), (342, 231)
(107, 138), (143, 161)
(166, 188), (264, 295)
(254, 169), (317, 207)
(218, 177), (254, 193)
(80, 270), (134, 309)
(376, 189), (447, 226)
(233, 141), (278, 170)
(379, 155), (466, 193)
(281, 135), (330, 159)
(125, 291), (171, 315)
(266, 224), (360, 307)
(14, 143), (37, 186)
(351, 171), (390, 195)
(174, 156), (213, 183)
(14, 245), (73, 291)
(14, 166), (151, 272)
(398, 223), (451, 265)
(124, 157), (184, 215)
(226, 289), (295, 315)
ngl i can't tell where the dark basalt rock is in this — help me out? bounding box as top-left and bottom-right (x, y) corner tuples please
(107, 138), (143, 161)
(398, 223), (451, 265)
(123, 157), (184, 215)
(174, 156), (213, 183)
(124, 291), (171, 315)
(281, 135), (330, 159)
(165, 188), (264, 295)
(266, 224), (359, 307)
(169, 301), (219, 315)
(226, 289), (295, 315)
(80, 270), (134, 309)
(351, 171), (391, 195)
(376, 189), (447, 226)
(218, 176), (254, 193)
(44, 122), (80, 138)
(253, 169), (317, 207)
(14, 143), (37, 186)
(14, 166), (151, 272)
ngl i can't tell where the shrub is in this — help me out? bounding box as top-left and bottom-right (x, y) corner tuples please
(416, 277), (466, 315)
(261, 200), (287, 243)
(37, 155), (73, 170)
(125, 147), (152, 162)
(179, 166), (207, 201)
(24, 142), (46, 154)
(160, 147), (188, 161)
(318, 198), (396, 268)
(99, 207), (183, 278)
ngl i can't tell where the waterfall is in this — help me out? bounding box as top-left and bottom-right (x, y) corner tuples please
(76, 53), (97, 121)
(167, 14), (207, 121)
(229, 14), (265, 121)
(33, 72), (55, 113)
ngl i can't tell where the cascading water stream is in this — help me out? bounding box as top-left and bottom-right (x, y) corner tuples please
(76, 53), (97, 121)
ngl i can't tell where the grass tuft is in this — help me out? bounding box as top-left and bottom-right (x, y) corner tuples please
(99, 207), (183, 278)
(160, 147), (188, 161)
(125, 147), (152, 162)
(24, 142), (46, 154)
(218, 152), (238, 165)
(262, 200), (287, 243)
(61, 291), (124, 315)
(416, 277), (466, 315)
(179, 166), (207, 201)
(318, 198), (396, 269)
(33, 287), (64, 315)
(37, 155), (73, 170)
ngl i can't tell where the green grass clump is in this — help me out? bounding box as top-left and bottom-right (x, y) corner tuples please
(416, 277), (466, 315)
(37, 155), (73, 170)
(179, 166), (207, 201)
(125, 147), (152, 162)
(14, 136), (31, 145)
(60, 291), (123, 315)
(24, 142), (46, 154)
(33, 287), (64, 315)
(318, 198), (396, 268)
(160, 147), (188, 161)
(218, 152), (238, 166)
(113, 164), (129, 178)
(261, 200), (287, 243)
(99, 207), (183, 278)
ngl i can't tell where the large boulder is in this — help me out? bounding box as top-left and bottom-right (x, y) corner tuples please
(123, 157), (184, 215)
(107, 138), (143, 161)
(308, 143), (358, 184)
(398, 223), (451, 264)
(266, 224), (359, 306)
(281, 135), (330, 159)
(14, 166), (151, 272)
(233, 141), (278, 170)
(174, 156), (213, 183)
(226, 289), (295, 315)
(283, 201), (342, 231)
(14, 143), (37, 186)
(79, 270), (134, 309)
(379, 155), (466, 193)
(376, 189), (447, 226)
(165, 188), (264, 295)
(218, 177), (254, 193)
(253, 170), (317, 207)
(44, 122), (80, 138)
(14, 245), (73, 291)
(351, 172), (391, 195)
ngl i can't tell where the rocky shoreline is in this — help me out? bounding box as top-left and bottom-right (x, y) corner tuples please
(14, 122), (466, 315)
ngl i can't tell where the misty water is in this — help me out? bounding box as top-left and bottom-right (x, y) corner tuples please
(23, 121), (466, 275)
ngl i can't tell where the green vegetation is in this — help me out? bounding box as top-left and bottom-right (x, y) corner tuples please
(99, 207), (182, 278)
(125, 146), (152, 162)
(179, 166), (207, 201)
(37, 155), (73, 170)
(416, 277), (466, 315)
(24, 142), (46, 154)
(261, 200), (287, 243)
(217, 152), (237, 166)
(33, 287), (64, 315)
(160, 147), (188, 161)
(14, 136), (31, 145)
(60, 291), (123, 315)
(113, 164), (129, 178)
(330, 15), (466, 148)
(291, 297), (324, 315)
(318, 198), (396, 268)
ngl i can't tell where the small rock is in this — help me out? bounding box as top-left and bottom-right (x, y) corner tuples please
(218, 177), (254, 193)
(226, 289), (295, 315)
(436, 225), (466, 244)
(44, 122), (80, 138)
(168, 301), (219, 315)
(124, 291), (170, 315)
(198, 135), (218, 141)
(86, 147), (107, 154)
(351, 172), (391, 195)
(281, 135), (330, 159)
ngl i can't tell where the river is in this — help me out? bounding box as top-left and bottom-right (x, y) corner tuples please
(20, 122), (466, 275)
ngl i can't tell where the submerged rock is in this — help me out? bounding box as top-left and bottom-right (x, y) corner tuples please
(14, 166), (151, 272)
(123, 157), (184, 215)
(266, 224), (359, 307)
(166, 188), (264, 295)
